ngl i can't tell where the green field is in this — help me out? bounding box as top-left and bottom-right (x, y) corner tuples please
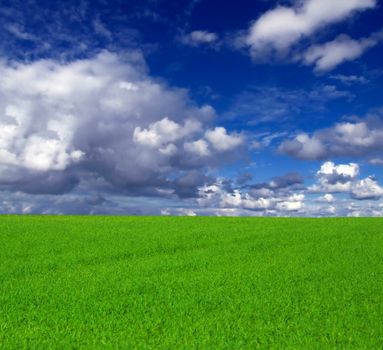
(0, 216), (382, 349)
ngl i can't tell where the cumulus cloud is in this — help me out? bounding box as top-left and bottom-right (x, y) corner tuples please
(309, 161), (383, 201)
(279, 116), (383, 160)
(304, 31), (383, 72)
(316, 161), (359, 179)
(197, 173), (306, 215)
(309, 162), (359, 193)
(205, 127), (244, 151)
(192, 164), (383, 216)
(279, 133), (326, 160)
(317, 193), (335, 203)
(184, 139), (210, 157)
(275, 195), (305, 212)
(133, 117), (201, 153)
(351, 177), (383, 200)
(245, 0), (376, 58)
(0, 50), (243, 198)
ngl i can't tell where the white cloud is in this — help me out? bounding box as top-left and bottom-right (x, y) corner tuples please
(0, 50), (241, 198)
(304, 32), (383, 71)
(281, 133), (326, 160)
(133, 117), (201, 148)
(198, 178), (305, 214)
(319, 193), (335, 203)
(22, 136), (84, 171)
(276, 200), (304, 212)
(180, 30), (218, 47)
(311, 182), (352, 193)
(178, 208), (197, 216)
(318, 161), (359, 178)
(351, 177), (383, 200)
(0, 109), (83, 171)
(119, 81), (139, 91)
(245, 0), (376, 57)
(184, 139), (211, 157)
(205, 127), (244, 152)
(279, 117), (383, 160)
(160, 208), (171, 216)
(309, 162), (383, 201)
(309, 161), (359, 193)
(334, 122), (375, 147)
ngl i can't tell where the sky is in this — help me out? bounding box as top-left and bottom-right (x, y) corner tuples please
(0, 0), (382, 216)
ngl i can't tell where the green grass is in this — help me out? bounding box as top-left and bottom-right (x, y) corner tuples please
(0, 216), (382, 349)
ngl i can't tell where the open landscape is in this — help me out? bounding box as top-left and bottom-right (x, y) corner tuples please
(1, 0), (383, 348)
(1, 216), (382, 349)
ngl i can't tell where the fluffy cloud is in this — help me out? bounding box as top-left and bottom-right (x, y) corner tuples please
(279, 133), (326, 160)
(309, 162), (359, 193)
(184, 139), (210, 157)
(351, 177), (383, 200)
(304, 31), (383, 71)
(275, 195), (305, 212)
(245, 0), (375, 58)
(197, 174), (306, 215)
(190, 164), (383, 216)
(279, 116), (383, 160)
(204, 127), (244, 152)
(309, 161), (383, 201)
(133, 117), (201, 156)
(317, 162), (359, 178)
(0, 50), (243, 198)
(318, 193), (335, 203)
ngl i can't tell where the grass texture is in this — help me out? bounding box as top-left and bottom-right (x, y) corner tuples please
(0, 216), (382, 349)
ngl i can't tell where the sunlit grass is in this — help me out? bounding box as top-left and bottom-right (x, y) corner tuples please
(1, 216), (382, 349)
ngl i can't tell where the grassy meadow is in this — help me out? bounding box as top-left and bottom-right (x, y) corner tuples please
(0, 216), (382, 349)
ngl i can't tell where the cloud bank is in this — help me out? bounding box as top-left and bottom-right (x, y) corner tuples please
(0, 50), (244, 198)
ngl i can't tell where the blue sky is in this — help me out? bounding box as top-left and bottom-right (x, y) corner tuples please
(0, 0), (382, 216)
